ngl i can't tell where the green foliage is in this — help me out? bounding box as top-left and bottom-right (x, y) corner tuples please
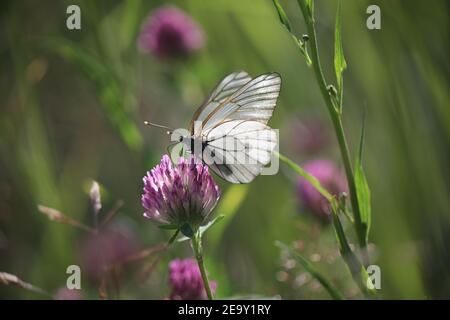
(119, 0), (143, 53)
(272, 0), (292, 33)
(355, 119), (371, 242)
(178, 215), (225, 242)
(44, 38), (143, 151)
(334, 0), (346, 107)
(272, 0), (312, 65)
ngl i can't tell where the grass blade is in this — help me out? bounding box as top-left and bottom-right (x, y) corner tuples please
(355, 118), (371, 242)
(272, 0), (292, 32)
(334, 0), (347, 107)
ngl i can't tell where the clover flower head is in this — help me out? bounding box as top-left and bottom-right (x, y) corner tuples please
(141, 155), (220, 233)
(79, 223), (138, 281)
(168, 258), (217, 300)
(138, 5), (204, 59)
(54, 287), (83, 300)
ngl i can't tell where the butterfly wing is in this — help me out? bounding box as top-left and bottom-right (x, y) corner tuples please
(189, 71), (252, 134)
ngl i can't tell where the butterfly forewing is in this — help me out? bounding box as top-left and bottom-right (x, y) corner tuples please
(189, 71), (251, 134)
(200, 72), (281, 133)
(203, 119), (278, 183)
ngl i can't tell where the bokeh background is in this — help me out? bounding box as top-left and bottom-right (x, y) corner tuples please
(1, 0), (449, 299)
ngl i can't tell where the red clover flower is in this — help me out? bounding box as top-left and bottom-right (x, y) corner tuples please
(168, 258), (217, 300)
(138, 5), (204, 59)
(141, 155), (220, 236)
(297, 159), (347, 222)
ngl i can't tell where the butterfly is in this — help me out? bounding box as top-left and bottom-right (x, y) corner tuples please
(146, 71), (281, 184)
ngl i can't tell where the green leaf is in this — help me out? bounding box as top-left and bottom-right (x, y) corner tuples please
(272, 0), (292, 32)
(334, 0), (347, 104)
(178, 215), (225, 242)
(297, 0), (314, 18)
(306, 0), (314, 14)
(275, 241), (343, 300)
(180, 223), (195, 238)
(354, 119), (371, 242)
(167, 229), (180, 245)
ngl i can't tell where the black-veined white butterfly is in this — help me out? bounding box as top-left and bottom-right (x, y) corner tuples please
(146, 71), (281, 184)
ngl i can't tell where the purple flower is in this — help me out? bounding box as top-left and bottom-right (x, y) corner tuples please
(297, 159), (347, 222)
(54, 287), (83, 300)
(168, 258), (217, 300)
(142, 155), (220, 234)
(138, 5), (204, 59)
(78, 223), (138, 281)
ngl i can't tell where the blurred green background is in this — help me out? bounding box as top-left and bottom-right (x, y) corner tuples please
(0, 0), (449, 299)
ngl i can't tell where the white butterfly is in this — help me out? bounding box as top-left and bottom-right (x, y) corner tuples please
(147, 71), (281, 184)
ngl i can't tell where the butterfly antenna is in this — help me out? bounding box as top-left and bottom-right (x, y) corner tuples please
(144, 121), (173, 135)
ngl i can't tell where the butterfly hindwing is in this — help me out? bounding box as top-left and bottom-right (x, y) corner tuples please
(202, 120), (277, 183)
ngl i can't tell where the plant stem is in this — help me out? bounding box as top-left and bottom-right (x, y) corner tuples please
(191, 233), (213, 300)
(276, 151), (333, 202)
(0, 272), (52, 298)
(296, 0), (367, 256)
(332, 209), (374, 297)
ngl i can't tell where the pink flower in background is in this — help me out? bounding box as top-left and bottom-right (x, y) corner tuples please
(168, 258), (217, 300)
(54, 287), (83, 300)
(142, 155), (220, 233)
(79, 223), (138, 281)
(138, 5), (204, 58)
(297, 159), (347, 222)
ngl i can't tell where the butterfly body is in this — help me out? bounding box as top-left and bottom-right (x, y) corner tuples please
(179, 135), (209, 157)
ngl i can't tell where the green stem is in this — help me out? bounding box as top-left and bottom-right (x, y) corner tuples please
(296, 0), (367, 254)
(332, 208), (374, 297)
(276, 151), (333, 202)
(191, 233), (213, 300)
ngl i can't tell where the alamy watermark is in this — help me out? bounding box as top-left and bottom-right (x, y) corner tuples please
(366, 5), (381, 30)
(66, 265), (81, 290)
(366, 264), (381, 290)
(66, 5), (81, 30)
